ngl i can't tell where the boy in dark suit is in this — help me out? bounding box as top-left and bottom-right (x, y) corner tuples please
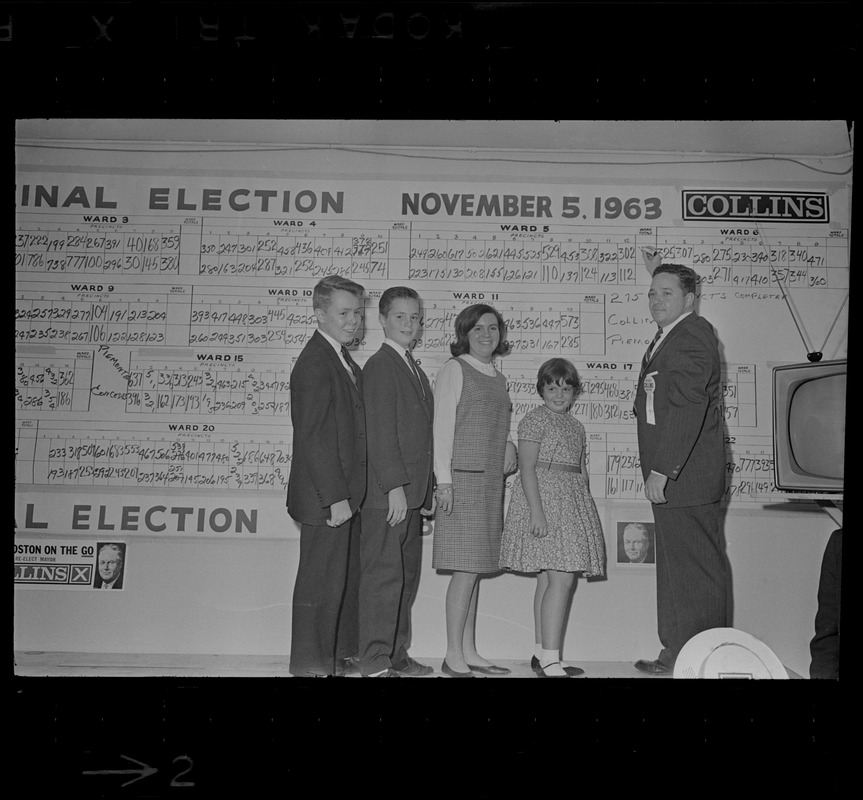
(633, 258), (729, 675)
(359, 287), (435, 677)
(287, 275), (367, 677)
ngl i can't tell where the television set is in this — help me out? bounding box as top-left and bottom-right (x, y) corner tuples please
(772, 359), (846, 493)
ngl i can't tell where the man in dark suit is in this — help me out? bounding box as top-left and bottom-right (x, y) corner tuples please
(287, 275), (367, 677)
(810, 527), (841, 679)
(633, 258), (729, 675)
(359, 287), (435, 677)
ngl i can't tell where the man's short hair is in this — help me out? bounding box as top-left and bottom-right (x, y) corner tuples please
(98, 543), (124, 563)
(652, 263), (699, 296)
(379, 286), (420, 316)
(623, 523), (649, 541)
(312, 275), (365, 311)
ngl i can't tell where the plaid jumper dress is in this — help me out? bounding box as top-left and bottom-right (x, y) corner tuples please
(432, 357), (511, 573)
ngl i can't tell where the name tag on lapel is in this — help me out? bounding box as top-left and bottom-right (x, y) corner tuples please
(644, 371), (658, 425)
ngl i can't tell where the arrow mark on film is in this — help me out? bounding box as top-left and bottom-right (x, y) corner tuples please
(82, 754), (158, 787)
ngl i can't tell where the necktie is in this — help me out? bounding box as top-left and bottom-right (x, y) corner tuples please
(405, 350), (426, 399)
(642, 327), (662, 372)
(341, 346), (358, 386)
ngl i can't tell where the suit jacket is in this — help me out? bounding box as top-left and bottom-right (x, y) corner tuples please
(94, 572), (123, 589)
(634, 313), (725, 508)
(286, 330), (367, 525)
(362, 344), (434, 511)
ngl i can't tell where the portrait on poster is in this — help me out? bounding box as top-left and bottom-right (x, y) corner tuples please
(93, 542), (127, 590)
(14, 538), (129, 590)
(616, 521), (655, 566)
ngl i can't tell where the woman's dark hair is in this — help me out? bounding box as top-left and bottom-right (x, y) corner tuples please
(450, 304), (511, 357)
(536, 358), (582, 396)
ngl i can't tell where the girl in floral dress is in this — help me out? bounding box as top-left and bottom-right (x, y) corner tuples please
(500, 358), (605, 677)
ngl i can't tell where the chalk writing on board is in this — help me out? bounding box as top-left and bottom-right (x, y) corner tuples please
(16, 218), (182, 275)
(16, 213), (849, 289)
(125, 354), (292, 416)
(15, 169), (848, 527)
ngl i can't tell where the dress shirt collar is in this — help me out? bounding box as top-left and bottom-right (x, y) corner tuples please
(317, 328), (345, 354)
(460, 352), (497, 375)
(659, 310), (692, 336)
(383, 338), (417, 365)
(317, 328), (356, 376)
(655, 311), (693, 346)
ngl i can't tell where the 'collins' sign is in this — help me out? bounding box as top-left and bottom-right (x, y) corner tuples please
(682, 191), (829, 223)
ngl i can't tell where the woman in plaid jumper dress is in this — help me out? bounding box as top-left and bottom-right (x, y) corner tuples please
(433, 304), (517, 677)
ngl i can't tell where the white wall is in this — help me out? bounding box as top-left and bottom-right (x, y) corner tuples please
(14, 502), (837, 677)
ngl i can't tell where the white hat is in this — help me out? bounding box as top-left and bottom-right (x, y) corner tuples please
(673, 628), (788, 679)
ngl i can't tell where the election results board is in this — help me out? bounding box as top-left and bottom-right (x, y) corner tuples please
(14, 135), (851, 540)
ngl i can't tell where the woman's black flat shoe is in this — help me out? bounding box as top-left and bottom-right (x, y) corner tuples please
(441, 659), (475, 678)
(466, 663), (511, 675)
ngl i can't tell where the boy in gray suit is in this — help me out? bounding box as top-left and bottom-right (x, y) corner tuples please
(359, 287), (435, 677)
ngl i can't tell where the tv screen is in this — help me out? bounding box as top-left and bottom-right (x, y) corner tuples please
(772, 360), (846, 493)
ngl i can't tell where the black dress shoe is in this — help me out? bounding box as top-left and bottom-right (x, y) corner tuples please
(467, 663), (511, 675)
(530, 655), (584, 677)
(634, 659), (671, 675)
(366, 669), (401, 677)
(334, 655), (361, 677)
(440, 659), (475, 678)
(392, 657), (434, 677)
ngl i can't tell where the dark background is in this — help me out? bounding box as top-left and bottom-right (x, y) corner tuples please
(8, 1), (852, 796)
(3, 0), (858, 117)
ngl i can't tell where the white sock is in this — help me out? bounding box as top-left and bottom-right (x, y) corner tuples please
(538, 644), (572, 668)
(539, 649), (566, 676)
(368, 668), (388, 677)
